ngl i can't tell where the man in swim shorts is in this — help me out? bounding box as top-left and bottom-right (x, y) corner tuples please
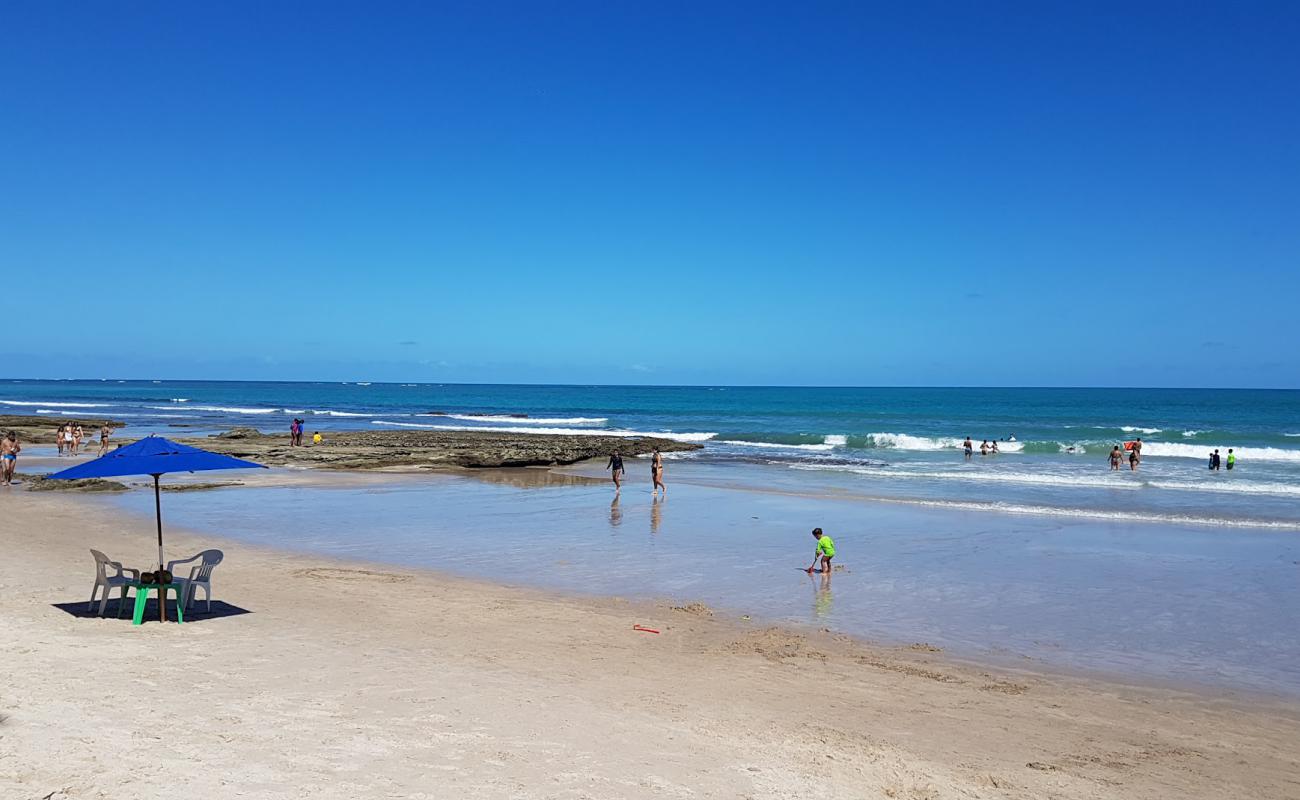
(963, 437), (973, 459)
(1227, 449), (1236, 470)
(806, 527), (836, 574)
(1, 431), (20, 486)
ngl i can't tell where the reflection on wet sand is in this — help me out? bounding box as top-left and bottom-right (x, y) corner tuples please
(810, 571), (832, 618)
(609, 495), (622, 528)
(457, 467), (605, 489)
(650, 496), (663, 535)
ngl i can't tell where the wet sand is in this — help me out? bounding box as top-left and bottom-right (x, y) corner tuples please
(2, 490), (1299, 799)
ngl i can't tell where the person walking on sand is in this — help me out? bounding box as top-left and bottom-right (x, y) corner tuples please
(651, 448), (666, 496)
(606, 450), (624, 492)
(2, 431), (20, 485)
(98, 425), (111, 456)
(963, 437), (973, 460)
(1129, 437), (1142, 470)
(1109, 445), (1122, 470)
(73, 423), (84, 454)
(63, 423), (76, 455)
(55, 424), (66, 456)
(805, 527), (836, 574)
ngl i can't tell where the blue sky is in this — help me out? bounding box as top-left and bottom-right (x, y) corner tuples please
(2, 2), (1297, 386)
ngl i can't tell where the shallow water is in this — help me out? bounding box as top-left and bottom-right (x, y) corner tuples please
(110, 462), (1300, 697)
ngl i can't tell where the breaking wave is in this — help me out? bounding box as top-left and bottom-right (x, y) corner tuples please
(427, 414), (610, 425)
(148, 404), (279, 415)
(862, 432), (1025, 453)
(371, 420), (716, 443)
(1, 400), (111, 408)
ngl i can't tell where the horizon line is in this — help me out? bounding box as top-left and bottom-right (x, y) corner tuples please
(6, 377), (1299, 392)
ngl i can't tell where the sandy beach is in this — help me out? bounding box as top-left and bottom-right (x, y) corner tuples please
(3, 488), (1298, 799)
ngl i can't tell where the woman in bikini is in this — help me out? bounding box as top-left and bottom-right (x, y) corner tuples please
(651, 448), (666, 496)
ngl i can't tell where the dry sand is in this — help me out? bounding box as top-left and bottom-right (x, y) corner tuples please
(2, 492), (1298, 799)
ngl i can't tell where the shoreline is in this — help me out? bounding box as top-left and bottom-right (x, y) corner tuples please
(3, 491), (1299, 798)
(47, 461), (1300, 703)
(103, 474), (1300, 705)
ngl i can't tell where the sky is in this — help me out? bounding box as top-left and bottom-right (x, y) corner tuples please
(2, 2), (1298, 387)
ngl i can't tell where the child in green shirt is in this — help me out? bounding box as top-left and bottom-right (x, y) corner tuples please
(806, 527), (836, 574)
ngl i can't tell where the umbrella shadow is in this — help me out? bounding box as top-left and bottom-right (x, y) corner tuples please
(51, 598), (252, 623)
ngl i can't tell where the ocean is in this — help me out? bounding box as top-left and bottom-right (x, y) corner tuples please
(7, 380), (1300, 528)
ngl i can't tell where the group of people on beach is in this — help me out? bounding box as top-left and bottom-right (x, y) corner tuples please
(1207, 448), (1236, 471)
(288, 419), (322, 447)
(961, 435), (1014, 458)
(606, 448), (666, 496)
(54, 423), (111, 457)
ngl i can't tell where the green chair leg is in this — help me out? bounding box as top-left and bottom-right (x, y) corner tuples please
(172, 587), (184, 624)
(132, 586), (149, 625)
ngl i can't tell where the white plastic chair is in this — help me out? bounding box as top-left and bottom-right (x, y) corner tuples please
(165, 549), (224, 613)
(88, 549), (139, 617)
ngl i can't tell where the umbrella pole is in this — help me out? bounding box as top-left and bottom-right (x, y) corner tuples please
(154, 474), (166, 623)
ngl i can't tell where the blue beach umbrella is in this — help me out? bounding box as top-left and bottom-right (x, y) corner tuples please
(46, 436), (265, 613)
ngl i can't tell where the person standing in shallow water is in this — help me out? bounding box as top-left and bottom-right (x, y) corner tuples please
(963, 437), (973, 460)
(1109, 445), (1122, 470)
(651, 448), (666, 496)
(1129, 437), (1142, 470)
(606, 451), (624, 492)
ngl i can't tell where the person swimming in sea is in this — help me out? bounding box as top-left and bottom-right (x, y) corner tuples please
(606, 450), (624, 492)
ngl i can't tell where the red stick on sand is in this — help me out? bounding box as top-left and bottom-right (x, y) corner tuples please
(632, 625), (660, 634)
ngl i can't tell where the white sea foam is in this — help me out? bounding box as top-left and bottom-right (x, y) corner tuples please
(789, 462), (1300, 498)
(308, 409), (369, 417)
(371, 420), (716, 442)
(881, 498), (1300, 530)
(1285, 433), (1300, 438)
(1138, 441), (1300, 462)
(170, 398), (190, 403)
(148, 404), (279, 415)
(719, 440), (835, 452)
(824, 434), (848, 447)
(1182, 430), (1201, 437)
(428, 414), (610, 425)
(1, 400), (111, 408)
(864, 432), (1024, 453)
(1120, 426), (1163, 434)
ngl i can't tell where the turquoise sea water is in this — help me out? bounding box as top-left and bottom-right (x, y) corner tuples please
(7, 380), (1300, 526)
